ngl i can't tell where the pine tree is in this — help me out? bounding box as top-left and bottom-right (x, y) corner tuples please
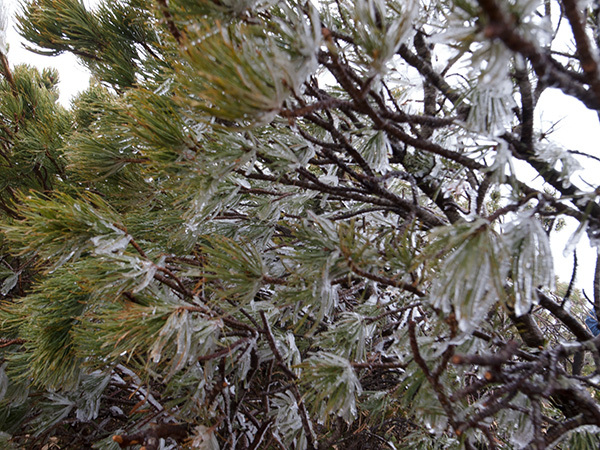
(2, 0), (600, 448)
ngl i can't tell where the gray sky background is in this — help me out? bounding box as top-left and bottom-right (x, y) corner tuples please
(4, 0), (92, 106)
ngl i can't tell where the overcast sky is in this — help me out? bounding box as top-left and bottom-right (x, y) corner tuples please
(533, 91), (600, 296)
(4, 0), (92, 106)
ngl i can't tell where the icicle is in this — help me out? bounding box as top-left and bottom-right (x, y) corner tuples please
(563, 219), (588, 257)
(153, 77), (174, 96)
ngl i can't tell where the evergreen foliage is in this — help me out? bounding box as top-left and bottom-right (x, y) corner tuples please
(2, 0), (600, 448)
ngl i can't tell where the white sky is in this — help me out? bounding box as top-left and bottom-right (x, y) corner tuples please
(3, 0), (92, 106)
(3, 0), (600, 295)
(535, 89), (600, 297)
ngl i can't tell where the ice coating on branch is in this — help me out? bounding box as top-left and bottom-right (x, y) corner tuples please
(150, 308), (221, 381)
(429, 220), (508, 332)
(356, 129), (392, 173)
(48, 249), (78, 274)
(150, 309), (193, 379)
(153, 77), (173, 96)
(495, 392), (534, 448)
(353, 0), (418, 74)
(271, 391), (308, 448)
(563, 219), (588, 256)
(235, 337), (257, 381)
(505, 212), (554, 316)
(0, 270), (20, 296)
(422, 409), (448, 436)
(487, 140), (513, 185)
(90, 233), (131, 256)
(314, 253), (340, 321)
(190, 425), (220, 450)
(536, 141), (582, 181)
(466, 77), (516, 134)
(318, 173), (339, 187)
(75, 372), (111, 422)
(319, 311), (376, 361)
(302, 352), (362, 422)
(0, 363), (7, 402)
(130, 259), (158, 293)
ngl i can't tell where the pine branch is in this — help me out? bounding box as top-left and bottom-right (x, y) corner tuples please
(260, 311), (317, 450)
(562, 0), (600, 102)
(156, 0), (183, 45)
(0, 51), (17, 96)
(477, 0), (600, 110)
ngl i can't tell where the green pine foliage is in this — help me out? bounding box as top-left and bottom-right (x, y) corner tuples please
(2, 0), (600, 448)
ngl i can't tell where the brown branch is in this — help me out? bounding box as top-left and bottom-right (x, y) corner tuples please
(379, 109), (457, 127)
(414, 31), (437, 139)
(304, 110), (375, 177)
(113, 423), (191, 450)
(472, 330), (537, 361)
(114, 227), (198, 299)
(397, 44), (464, 108)
(477, 0), (600, 110)
(562, 0), (600, 102)
(0, 51), (17, 96)
(156, 266), (192, 298)
(0, 338), (25, 348)
(300, 118), (440, 221)
(261, 275), (287, 285)
(345, 257), (425, 297)
(537, 290), (594, 341)
(319, 50), (483, 171)
(380, 120), (485, 171)
(544, 414), (596, 447)
(247, 419), (273, 450)
(244, 170), (446, 229)
(330, 206), (389, 221)
(451, 340), (520, 366)
(594, 252), (600, 323)
(280, 98), (348, 117)
(351, 361), (406, 369)
(514, 65), (534, 148)
(408, 320), (458, 429)
(365, 302), (423, 323)
(156, 0), (183, 45)
(197, 337), (250, 362)
(502, 132), (600, 221)
(154, 272), (192, 298)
